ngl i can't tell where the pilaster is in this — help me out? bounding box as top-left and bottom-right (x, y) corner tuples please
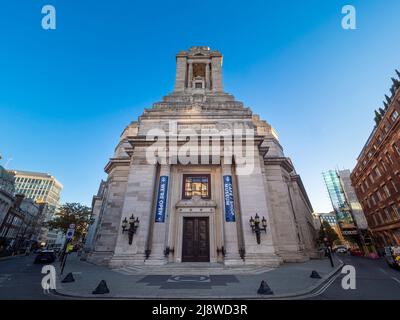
(109, 147), (158, 267)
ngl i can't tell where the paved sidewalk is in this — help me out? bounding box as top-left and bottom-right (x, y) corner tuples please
(53, 254), (343, 299)
(0, 254), (26, 261)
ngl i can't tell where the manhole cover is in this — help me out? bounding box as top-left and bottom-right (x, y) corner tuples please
(168, 275), (210, 283)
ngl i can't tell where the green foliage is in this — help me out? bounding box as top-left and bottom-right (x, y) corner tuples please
(318, 221), (339, 246)
(334, 239), (343, 246)
(45, 203), (92, 240)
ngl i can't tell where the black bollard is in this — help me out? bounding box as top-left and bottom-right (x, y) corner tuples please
(61, 272), (75, 283)
(92, 280), (110, 294)
(310, 270), (321, 279)
(257, 280), (274, 295)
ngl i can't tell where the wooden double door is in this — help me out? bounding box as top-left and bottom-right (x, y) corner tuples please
(182, 217), (210, 262)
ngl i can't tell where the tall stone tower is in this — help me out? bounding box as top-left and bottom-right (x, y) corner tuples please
(85, 46), (317, 268)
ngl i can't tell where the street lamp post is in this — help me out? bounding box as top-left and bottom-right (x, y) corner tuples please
(318, 214), (334, 268)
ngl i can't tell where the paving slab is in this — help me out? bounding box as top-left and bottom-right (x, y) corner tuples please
(52, 253), (344, 299)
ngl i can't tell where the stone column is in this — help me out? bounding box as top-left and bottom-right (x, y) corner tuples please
(145, 164), (171, 265)
(211, 55), (223, 92)
(174, 54), (187, 92)
(235, 146), (282, 266)
(221, 162), (243, 265)
(187, 62), (193, 88)
(109, 147), (158, 267)
(205, 62), (210, 89)
(88, 164), (129, 266)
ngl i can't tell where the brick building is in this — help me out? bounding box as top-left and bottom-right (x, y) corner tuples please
(351, 71), (400, 249)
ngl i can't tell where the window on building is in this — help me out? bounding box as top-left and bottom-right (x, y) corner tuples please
(371, 194), (376, 205)
(380, 160), (387, 172)
(386, 152), (394, 164)
(383, 208), (391, 222)
(374, 167), (381, 178)
(393, 143), (400, 157)
(383, 185), (391, 198)
(182, 174), (211, 199)
(376, 213), (383, 225)
(391, 110), (399, 122)
(376, 191), (383, 202)
(391, 180), (398, 193)
(373, 214), (378, 226)
(391, 205), (400, 220)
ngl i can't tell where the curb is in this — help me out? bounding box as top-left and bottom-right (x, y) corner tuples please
(50, 259), (345, 300)
(0, 254), (26, 261)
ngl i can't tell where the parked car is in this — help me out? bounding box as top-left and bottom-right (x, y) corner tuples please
(384, 246), (400, 271)
(349, 248), (363, 257)
(34, 250), (56, 264)
(336, 247), (348, 254)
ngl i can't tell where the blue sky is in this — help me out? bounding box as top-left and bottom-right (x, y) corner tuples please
(0, 0), (399, 212)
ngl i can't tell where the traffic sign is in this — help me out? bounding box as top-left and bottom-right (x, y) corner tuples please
(69, 224), (76, 229)
(66, 228), (75, 240)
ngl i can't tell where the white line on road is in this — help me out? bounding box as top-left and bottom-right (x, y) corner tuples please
(379, 268), (400, 286)
(379, 268), (389, 275)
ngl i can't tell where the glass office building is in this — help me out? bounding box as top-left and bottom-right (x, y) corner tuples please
(322, 170), (354, 224)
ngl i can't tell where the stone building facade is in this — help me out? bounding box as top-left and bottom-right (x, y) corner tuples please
(0, 165), (15, 229)
(351, 71), (400, 248)
(87, 47), (317, 267)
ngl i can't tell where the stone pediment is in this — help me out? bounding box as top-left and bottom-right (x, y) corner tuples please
(175, 195), (217, 208)
(188, 46), (211, 56)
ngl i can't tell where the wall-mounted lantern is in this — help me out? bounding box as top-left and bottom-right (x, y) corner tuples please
(122, 214), (140, 245)
(217, 246), (226, 257)
(164, 246), (174, 257)
(249, 213), (267, 244)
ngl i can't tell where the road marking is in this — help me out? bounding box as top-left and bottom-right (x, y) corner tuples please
(0, 274), (12, 284)
(280, 270), (342, 300)
(308, 272), (341, 298)
(379, 268), (389, 275)
(391, 277), (400, 285)
(379, 268), (400, 285)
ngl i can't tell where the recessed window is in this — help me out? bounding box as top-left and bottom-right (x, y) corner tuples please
(383, 185), (390, 197)
(391, 205), (400, 220)
(374, 167), (381, 178)
(391, 110), (399, 122)
(182, 174), (211, 199)
(393, 144), (400, 157)
(195, 82), (203, 89)
(383, 208), (391, 222)
(391, 180), (398, 193)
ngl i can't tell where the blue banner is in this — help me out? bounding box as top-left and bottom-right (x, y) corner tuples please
(223, 175), (236, 222)
(155, 176), (168, 223)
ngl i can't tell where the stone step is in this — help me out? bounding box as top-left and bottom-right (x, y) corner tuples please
(112, 263), (274, 275)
